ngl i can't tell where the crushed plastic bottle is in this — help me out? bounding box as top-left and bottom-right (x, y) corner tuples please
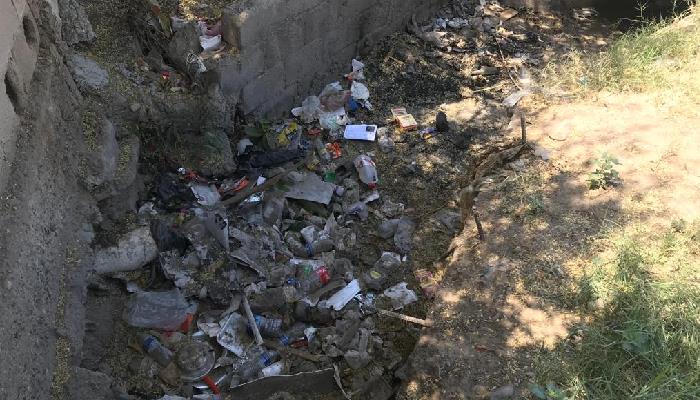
(239, 346), (279, 382)
(250, 314), (283, 338)
(286, 235), (334, 258)
(354, 155), (378, 188)
(314, 138), (331, 162)
(295, 262), (331, 293)
(138, 333), (174, 367)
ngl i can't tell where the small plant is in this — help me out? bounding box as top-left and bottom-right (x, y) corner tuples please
(528, 382), (569, 400)
(528, 194), (546, 215)
(588, 153), (621, 189)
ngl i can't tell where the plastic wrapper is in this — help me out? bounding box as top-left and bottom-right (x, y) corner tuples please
(124, 289), (194, 330)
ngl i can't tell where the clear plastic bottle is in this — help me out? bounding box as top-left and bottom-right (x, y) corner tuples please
(354, 155), (378, 188)
(314, 138), (331, 162)
(239, 346), (279, 382)
(296, 263), (331, 293)
(251, 314), (283, 338)
(138, 333), (173, 367)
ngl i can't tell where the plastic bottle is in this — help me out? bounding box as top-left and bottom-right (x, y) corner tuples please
(138, 333), (173, 367)
(296, 263), (331, 293)
(251, 314), (283, 338)
(314, 138), (331, 162)
(239, 347), (279, 382)
(354, 155), (378, 188)
(287, 236), (334, 258)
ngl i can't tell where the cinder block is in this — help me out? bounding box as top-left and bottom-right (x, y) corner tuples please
(241, 63), (286, 113)
(216, 0), (450, 116)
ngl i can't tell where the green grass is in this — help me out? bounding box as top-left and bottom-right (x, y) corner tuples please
(535, 223), (700, 399)
(542, 4), (700, 105)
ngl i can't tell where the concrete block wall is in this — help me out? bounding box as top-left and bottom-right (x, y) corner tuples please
(218, 0), (449, 116)
(1, 0), (41, 194)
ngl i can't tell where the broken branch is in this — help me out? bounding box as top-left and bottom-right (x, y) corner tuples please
(376, 308), (434, 327)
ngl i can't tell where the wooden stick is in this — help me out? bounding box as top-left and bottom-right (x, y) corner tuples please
(473, 206), (485, 241)
(376, 308), (434, 327)
(520, 112), (527, 144)
(220, 157), (308, 208)
(242, 295), (264, 346)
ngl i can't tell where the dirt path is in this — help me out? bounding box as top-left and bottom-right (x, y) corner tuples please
(390, 20), (700, 400)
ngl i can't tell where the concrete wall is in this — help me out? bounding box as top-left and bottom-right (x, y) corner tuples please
(0, 0), (41, 195)
(218, 0), (449, 116)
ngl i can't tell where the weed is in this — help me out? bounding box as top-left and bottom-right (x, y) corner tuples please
(529, 382), (569, 400)
(536, 225), (700, 399)
(588, 153), (621, 190)
(528, 194), (546, 215)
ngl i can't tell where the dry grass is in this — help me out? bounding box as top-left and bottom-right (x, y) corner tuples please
(540, 5), (700, 114)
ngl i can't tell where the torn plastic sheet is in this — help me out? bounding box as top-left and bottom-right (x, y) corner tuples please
(159, 250), (199, 288)
(216, 312), (252, 357)
(302, 279), (345, 307)
(124, 289), (195, 330)
(228, 368), (337, 400)
(203, 209), (230, 251)
(502, 90), (530, 108)
(319, 108), (348, 132)
(190, 183), (220, 206)
(291, 96), (322, 123)
(285, 173), (336, 205)
(383, 282), (418, 310)
(350, 81), (370, 100)
(346, 59), (365, 81)
(200, 35), (221, 51)
(319, 279), (360, 310)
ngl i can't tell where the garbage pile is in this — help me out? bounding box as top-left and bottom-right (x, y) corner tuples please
(94, 59), (440, 400)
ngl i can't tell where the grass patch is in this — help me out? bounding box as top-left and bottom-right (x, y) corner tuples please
(535, 223), (700, 399)
(541, 4), (700, 107)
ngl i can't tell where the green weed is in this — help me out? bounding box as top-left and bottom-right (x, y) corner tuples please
(588, 153), (621, 190)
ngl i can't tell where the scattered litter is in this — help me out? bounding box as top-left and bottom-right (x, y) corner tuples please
(344, 124), (377, 141)
(391, 107), (418, 132)
(285, 173), (337, 205)
(350, 81), (370, 100)
(354, 155), (378, 188)
(191, 183), (221, 206)
(320, 279), (361, 310)
(216, 313), (252, 357)
(200, 35), (222, 51)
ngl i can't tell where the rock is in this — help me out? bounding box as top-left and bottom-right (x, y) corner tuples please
(99, 175), (144, 220)
(534, 146), (551, 161)
(490, 384), (515, 400)
(166, 130), (235, 176)
(377, 219), (400, 239)
(144, 48), (166, 72)
(93, 227), (158, 274)
(66, 52), (109, 92)
(66, 367), (119, 400)
(394, 217), (416, 255)
(434, 210), (462, 233)
(112, 135), (141, 191)
(472, 384), (490, 399)
(58, 0), (95, 45)
(167, 23), (201, 75)
(344, 350), (371, 369)
(436, 111), (449, 132)
(86, 119), (119, 187)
